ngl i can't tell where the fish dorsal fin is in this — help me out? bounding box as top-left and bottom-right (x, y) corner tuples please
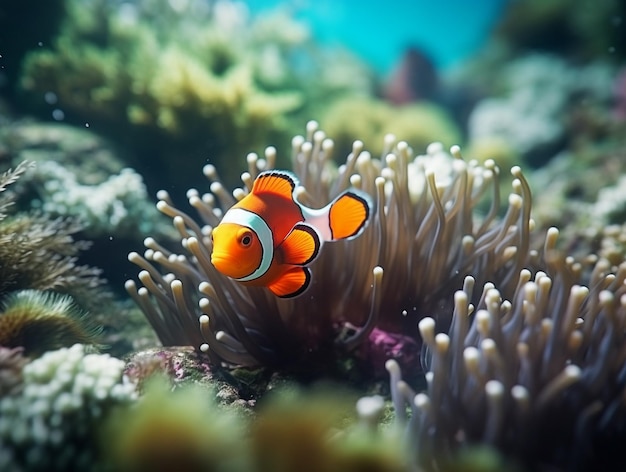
(278, 223), (321, 265)
(268, 266), (311, 298)
(252, 170), (298, 200)
(328, 191), (370, 240)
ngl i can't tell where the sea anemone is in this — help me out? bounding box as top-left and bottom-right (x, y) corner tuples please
(126, 121), (534, 373)
(387, 228), (626, 471)
(0, 289), (102, 357)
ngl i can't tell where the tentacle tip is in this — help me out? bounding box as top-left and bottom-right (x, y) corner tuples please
(306, 120), (319, 132)
(385, 358), (400, 374)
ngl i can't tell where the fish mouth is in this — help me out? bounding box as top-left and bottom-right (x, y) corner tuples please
(210, 253), (227, 268)
(210, 253), (236, 277)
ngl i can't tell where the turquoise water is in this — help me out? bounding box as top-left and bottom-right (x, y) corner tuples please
(246, 0), (509, 72)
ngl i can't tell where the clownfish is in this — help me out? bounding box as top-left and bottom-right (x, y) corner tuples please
(210, 170), (371, 298)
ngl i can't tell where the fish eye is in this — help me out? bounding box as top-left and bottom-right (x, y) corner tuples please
(238, 230), (253, 247)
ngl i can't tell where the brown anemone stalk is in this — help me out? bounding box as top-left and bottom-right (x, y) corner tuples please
(126, 121), (534, 369)
(387, 228), (626, 470)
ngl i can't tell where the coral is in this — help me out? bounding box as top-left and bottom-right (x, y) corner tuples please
(31, 160), (158, 238)
(127, 121), (534, 375)
(525, 129), (626, 256)
(0, 121), (126, 183)
(0, 343), (136, 472)
(593, 173), (626, 224)
(0, 120), (165, 239)
(467, 53), (616, 166)
(596, 224), (626, 267)
(0, 161), (133, 359)
(387, 228), (626, 471)
(0, 289), (102, 357)
(16, 0), (373, 189)
(321, 96), (461, 160)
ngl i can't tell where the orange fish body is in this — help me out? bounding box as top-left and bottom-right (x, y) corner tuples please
(210, 171), (370, 298)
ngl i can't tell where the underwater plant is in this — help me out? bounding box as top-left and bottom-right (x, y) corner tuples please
(0, 161), (104, 301)
(127, 121), (534, 374)
(0, 161), (116, 359)
(387, 228), (626, 471)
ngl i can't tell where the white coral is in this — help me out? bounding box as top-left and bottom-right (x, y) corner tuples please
(468, 53), (615, 157)
(33, 161), (156, 237)
(0, 344), (135, 471)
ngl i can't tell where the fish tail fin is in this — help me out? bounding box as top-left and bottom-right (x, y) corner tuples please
(328, 190), (371, 240)
(268, 266), (311, 298)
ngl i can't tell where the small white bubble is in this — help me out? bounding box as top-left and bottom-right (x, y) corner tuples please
(44, 92), (57, 104)
(109, 236), (113, 241)
(52, 109), (65, 121)
(85, 122), (90, 128)
(38, 41), (43, 47)
(401, 309), (408, 316)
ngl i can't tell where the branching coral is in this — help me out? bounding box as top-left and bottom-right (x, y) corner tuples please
(387, 228), (626, 471)
(127, 121), (534, 374)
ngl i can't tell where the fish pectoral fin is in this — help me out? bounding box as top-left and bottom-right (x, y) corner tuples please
(328, 191), (371, 240)
(268, 267), (311, 298)
(278, 223), (321, 265)
(252, 170), (298, 199)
